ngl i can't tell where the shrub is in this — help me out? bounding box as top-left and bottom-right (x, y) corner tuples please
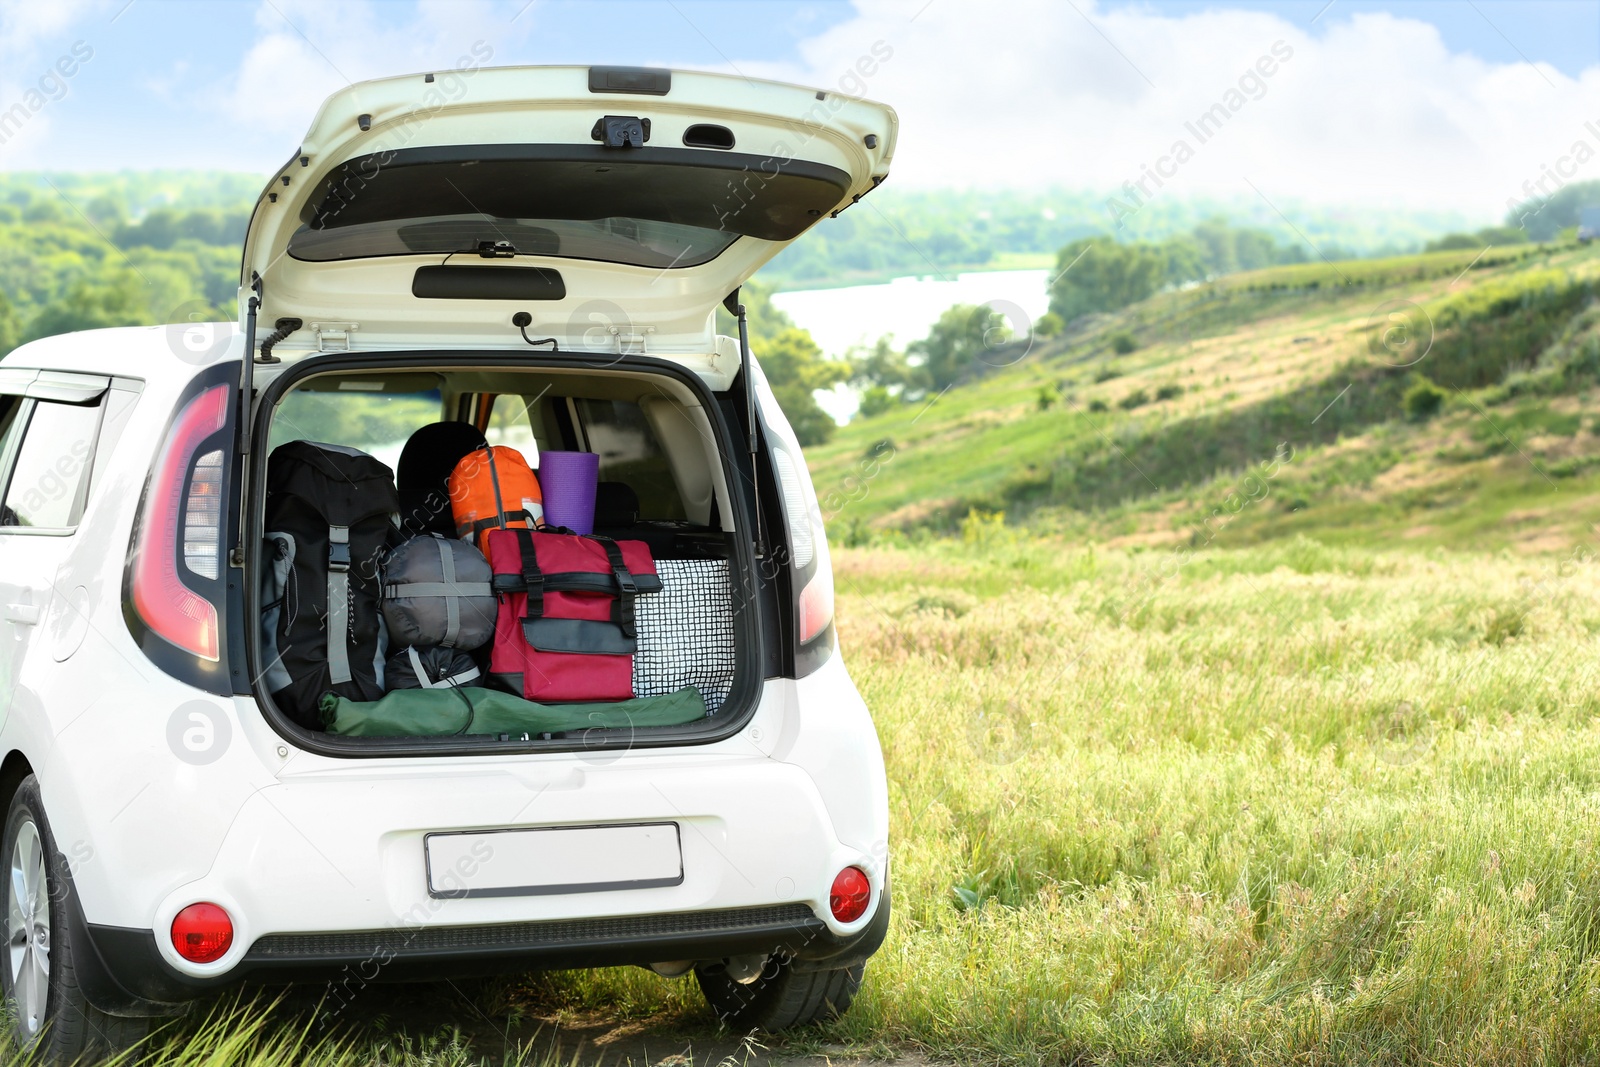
(858, 385), (895, 419)
(1155, 383), (1183, 401)
(1110, 331), (1138, 355)
(960, 508), (1009, 546)
(1033, 311), (1064, 338)
(1094, 363), (1122, 383)
(1087, 398), (1109, 413)
(1403, 375), (1447, 421)
(1036, 384), (1059, 411)
(1119, 389), (1151, 410)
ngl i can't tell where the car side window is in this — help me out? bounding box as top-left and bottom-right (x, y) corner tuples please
(573, 397), (687, 521)
(0, 397), (105, 530)
(0, 398), (24, 527)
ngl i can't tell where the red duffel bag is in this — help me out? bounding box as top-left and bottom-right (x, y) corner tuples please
(484, 527), (661, 702)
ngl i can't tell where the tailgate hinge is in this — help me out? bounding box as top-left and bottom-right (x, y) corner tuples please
(610, 325), (655, 355)
(310, 322), (359, 352)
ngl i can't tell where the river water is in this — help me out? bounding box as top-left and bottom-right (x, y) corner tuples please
(770, 268), (1052, 421)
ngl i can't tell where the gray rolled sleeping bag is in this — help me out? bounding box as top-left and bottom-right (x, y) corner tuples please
(381, 533), (496, 650)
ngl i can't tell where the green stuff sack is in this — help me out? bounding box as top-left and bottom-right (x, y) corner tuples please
(319, 685), (707, 738)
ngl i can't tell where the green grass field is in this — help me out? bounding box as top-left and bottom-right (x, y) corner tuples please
(25, 536), (1600, 1066)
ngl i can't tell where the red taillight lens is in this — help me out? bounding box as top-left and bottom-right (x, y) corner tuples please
(829, 866), (871, 924)
(171, 902), (233, 963)
(130, 384), (228, 660)
(798, 563), (835, 645)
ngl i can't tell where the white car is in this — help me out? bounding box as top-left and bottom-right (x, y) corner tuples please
(0, 65), (895, 1061)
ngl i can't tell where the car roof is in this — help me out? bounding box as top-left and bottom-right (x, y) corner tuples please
(1, 324), (243, 383)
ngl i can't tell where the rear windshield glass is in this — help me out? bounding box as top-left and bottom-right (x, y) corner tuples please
(291, 215), (736, 270)
(287, 148), (850, 269)
(267, 386), (443, 473)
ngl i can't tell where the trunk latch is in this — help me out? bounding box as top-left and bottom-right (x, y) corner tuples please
(591, 115), (650, 149)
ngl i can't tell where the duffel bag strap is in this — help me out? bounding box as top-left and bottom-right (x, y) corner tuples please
(407, 646), (482, 689)
(484, 446), (509, 532)
(327, 525), (352, 684)
(589, 535), (639, 639)
(379, 538), (495, 646)
(469, 509), (537, 541)
(438, 534), (460, 647)
(513, 527), (544, 618)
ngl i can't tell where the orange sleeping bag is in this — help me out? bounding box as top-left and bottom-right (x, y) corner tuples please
(447, 445), (544, 544)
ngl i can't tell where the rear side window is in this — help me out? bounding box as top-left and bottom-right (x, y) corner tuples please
(1, 398), (104, 529)
(573, 398), (686, 521)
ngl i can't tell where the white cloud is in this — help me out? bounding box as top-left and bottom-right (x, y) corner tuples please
(0, 0), (106, 166)
(216, 0), (534, 141)
(722, 0), (1600, 214)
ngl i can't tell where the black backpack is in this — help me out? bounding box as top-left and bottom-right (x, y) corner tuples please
(261, 441), (399, 728)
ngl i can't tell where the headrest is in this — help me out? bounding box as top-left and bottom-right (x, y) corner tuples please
(594, 481), (640, 527)
(397, 422), (488, 537)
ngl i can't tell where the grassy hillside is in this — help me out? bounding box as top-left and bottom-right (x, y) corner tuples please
(809, 239), (1600, 556)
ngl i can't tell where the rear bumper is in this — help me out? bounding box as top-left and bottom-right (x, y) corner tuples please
(81, 891), (890, 1014)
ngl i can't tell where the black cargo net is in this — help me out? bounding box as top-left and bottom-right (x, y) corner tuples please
(634, 560), (736, 712)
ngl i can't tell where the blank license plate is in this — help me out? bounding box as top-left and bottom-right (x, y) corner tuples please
(424, 822), (683, 899)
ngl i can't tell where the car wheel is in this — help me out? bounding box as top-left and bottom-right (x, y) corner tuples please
(3, 775), (147, 1061)
(696, 956), (862, 1030)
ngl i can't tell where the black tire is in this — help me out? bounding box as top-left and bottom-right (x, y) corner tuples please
(696, 957), (863, 1031)
(2, 775), (148, 1063)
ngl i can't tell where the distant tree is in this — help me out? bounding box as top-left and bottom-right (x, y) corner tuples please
(1032, 311), (1064, 338)
(1425, 233), (1482, 252)
(757, 327), (849, 446)
(0, 291), (19, 357)
(857, 385), (895, 419)
(1160, 236), (1209, 285)
(908, 304), (1012, 391)
(1425, 225), (1532, 253)
(1048, 237), (1166, 322)
(850, 335), (911, 391)
(1507, 179), (1600, 241)
(23, 272), (151, 341)
(1109, 330), (1138, 355)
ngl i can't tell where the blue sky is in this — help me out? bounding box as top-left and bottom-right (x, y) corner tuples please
(1, 0), (1595, 213)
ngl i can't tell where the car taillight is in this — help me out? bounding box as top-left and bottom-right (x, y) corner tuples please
(184, 449), (225, 580)
(798, 558), (834, 644)
(829, 866), (871, 923)
(171, 902), (233, 963)
(771, 448), (814, 568)
(129, 383), (229, 661)
(770, 444), (836, 655)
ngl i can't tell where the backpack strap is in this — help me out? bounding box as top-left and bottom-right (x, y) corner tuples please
(326, 524), (352, 684)
(588, 535), (638, 639)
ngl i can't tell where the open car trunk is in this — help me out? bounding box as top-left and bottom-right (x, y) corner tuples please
(230, 66), (893, 754)
(243, 353), (769, 757)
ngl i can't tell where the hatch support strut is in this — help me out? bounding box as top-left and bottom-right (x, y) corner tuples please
(725, 290), (763, 560)
(240, 273), (261, 460)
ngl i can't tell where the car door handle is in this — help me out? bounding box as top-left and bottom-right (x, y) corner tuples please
(4, 604), (40, 625)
